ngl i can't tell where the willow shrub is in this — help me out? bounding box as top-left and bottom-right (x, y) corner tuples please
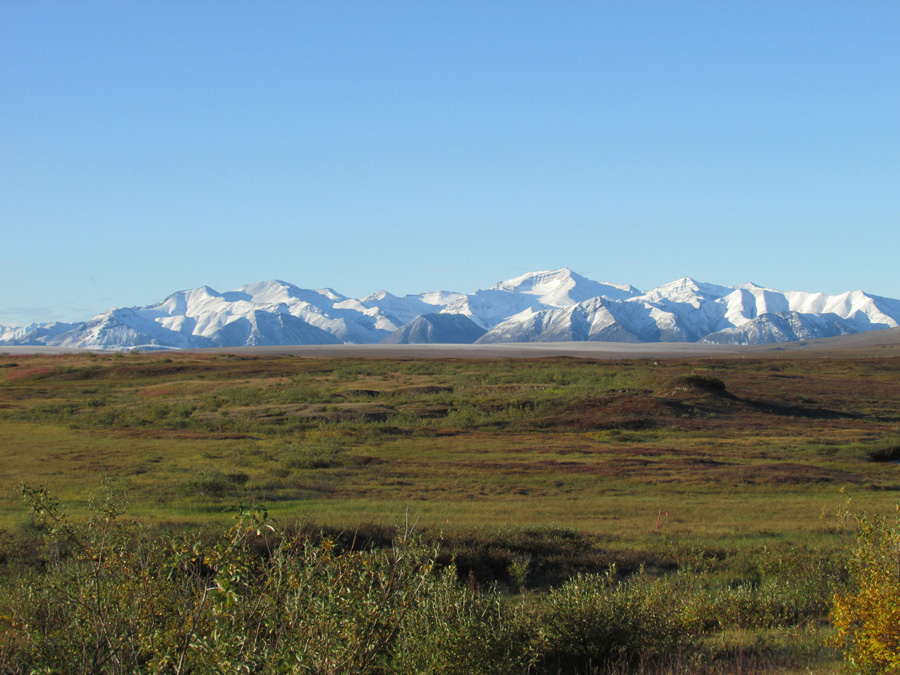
(830, 510), (900, 674)
(538, 565), (703, 672)
(1, 484), (180, 674)
(388, 567), (536, 675)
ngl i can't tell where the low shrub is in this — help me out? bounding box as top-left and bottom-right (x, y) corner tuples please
(183, 468), (249, 497)
(275, 434), (345, 471)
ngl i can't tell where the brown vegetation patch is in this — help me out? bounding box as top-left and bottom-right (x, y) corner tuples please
(708, 462), (860, 486)
(464, 459), (607, 475)
(138, 381), (222, 398)
(594, 454), (859, 486)
(517, 394), (684, 432)
(549, 396), (674, 431)
(604, 394), (682, 415)
(603, 446), (670, 458)
(352, 455), (387, 466)
(472, 384), (551, 394)
(299, 403), (396, 423)
(745, 398), (853, 420)
(397, 403), (450, 419)
(4, 366), (55, 381)
(106, 428), (256, 440)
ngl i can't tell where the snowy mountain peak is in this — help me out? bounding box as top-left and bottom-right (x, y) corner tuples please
(491, 268), (581, 293)
(660, 277), (729, 294)
(239, 279), (295, 294)
(644, 277), (733, 302)
(362, 290), (395, 302)
(490, 268), (639, 307)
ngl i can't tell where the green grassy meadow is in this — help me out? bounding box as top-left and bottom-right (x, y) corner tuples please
(1, 350), (897, 537)
(1, 350), (899, 672)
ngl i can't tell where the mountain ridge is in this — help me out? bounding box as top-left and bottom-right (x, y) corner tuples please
(3, 269), (899, 350)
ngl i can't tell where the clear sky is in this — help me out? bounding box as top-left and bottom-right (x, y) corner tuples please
(2, 1), (898, 327)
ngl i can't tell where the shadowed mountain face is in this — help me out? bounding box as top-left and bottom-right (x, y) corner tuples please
(381, 314), (487, 345)
(2, 269), (899, 350)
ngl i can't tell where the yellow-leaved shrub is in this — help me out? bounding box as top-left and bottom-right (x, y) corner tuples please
(830, 509), (900, 674)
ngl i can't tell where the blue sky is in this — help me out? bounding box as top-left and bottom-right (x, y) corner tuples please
(2, 1), (898, 326)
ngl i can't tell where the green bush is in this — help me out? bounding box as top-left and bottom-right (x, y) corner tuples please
(177, 514), (435, 674)
(538, 566), (701, 671)
(704, 544), (843, 630)
(389, 567), (536, 674)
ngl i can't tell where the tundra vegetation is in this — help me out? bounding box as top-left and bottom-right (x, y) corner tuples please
(0, 350), (898, 673)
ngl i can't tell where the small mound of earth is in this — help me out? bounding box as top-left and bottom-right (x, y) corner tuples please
(659, 375), (730, 398)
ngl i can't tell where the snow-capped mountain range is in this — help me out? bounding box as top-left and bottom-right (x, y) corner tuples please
(2, 269), (899, 350)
